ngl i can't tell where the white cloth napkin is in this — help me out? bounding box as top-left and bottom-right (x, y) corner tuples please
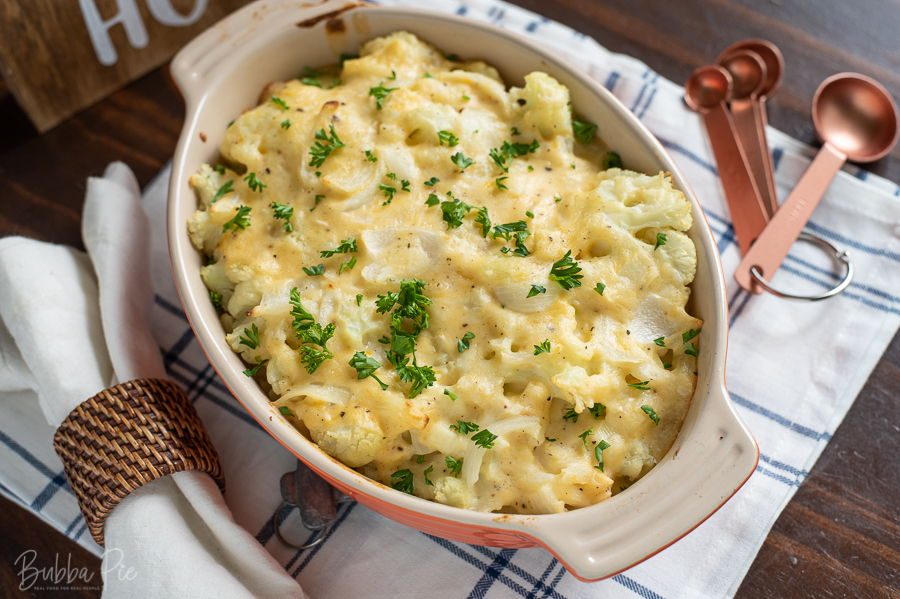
(2, 1), (900, 598)
(0, 163), (306, 599)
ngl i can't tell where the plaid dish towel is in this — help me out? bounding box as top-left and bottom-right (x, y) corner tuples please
(3, 0), (900, 598)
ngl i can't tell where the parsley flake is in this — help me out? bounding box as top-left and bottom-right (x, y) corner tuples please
(209, 289), (223, 310)
(311, 194), (324, 212)
(545, 437), (557, 443)
(572, 115), (597, 144)
(302, 264), (325, 276)
(211, 180), (234, 204)
(424, 177), (440, 187)
(451, 152), (474, 171)
(391, 469), (414, 494)
(603, 152), (623, 169)
(445, 456), (463, 477)
(425, 193), (440, 207)
(349, 352), (389, 390)
(369, 84), (397, 110)
(488, 139), (539, 173)
(308, 124), (345, 168)
(339, 257), (357, 273)
(495, 176), (509, 191)
(270, 96), (289, 111)
(239, 323), (261, 349)
(270, 201), (293, 232)
(683, 328), (700, 357)
(526, 210), (534, 219)
(474, 206), (491, 237)
(578, 428), (593, 450)
(320, 238), (357, 257)
(356, 294), (363, 306)
(437, 131), (459, 147)
(533, 339), (551, 355)
(641, 405), (660, 425)
(629, 380), (651, 391)
(587, 403), (606, 418)
(563, 408), (579, 423)
(423, 465), (434, 486)
(654, 337), (666, 347)
(457, 331), (475, 353)
(471, 429), (498, 449)
(594, 440), (611, 471)
(243, 172), (266, 192)
(289, 288), (335, 373)
(527, 284), (546, 298)
(379, 184), (397, 205)
(654, 232), (667, 251)
(441, 198), (473, 229)
(222, 205), (251, 232)
(278, 406), (293, 417)
(549, 250), (583, 290)
(594, 282), (606, 296)
(280, 119), (291, 129)
(365, 150), (378, 162)
(444, 389), (458, 401)
(243, 356), (268, 377)
(511, 127), (520, 136)
(450, 420), (479, 435)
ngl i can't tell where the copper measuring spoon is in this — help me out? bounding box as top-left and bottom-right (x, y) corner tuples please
(717, 40), (784, 217)
(685, 65), (770, 255)
(735, 73), (899, 295)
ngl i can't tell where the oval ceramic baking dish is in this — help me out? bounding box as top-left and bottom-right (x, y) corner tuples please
(167, 0), (758, 581)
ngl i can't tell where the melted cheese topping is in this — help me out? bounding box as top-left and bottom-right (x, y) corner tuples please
(188, 32), (701, 513)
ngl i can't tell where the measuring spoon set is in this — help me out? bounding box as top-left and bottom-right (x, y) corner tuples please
(685, 40), (900, 300)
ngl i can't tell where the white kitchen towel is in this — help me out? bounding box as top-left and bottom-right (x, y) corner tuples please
(2, 1), (900, 598)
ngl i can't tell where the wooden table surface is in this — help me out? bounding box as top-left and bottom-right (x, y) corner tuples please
(2, 1), (899, 597)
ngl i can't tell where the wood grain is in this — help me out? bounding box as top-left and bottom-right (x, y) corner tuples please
(1, 1), (899, 597)
(0, 0), (252, 132)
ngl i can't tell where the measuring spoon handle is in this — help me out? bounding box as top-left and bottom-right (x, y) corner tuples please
(732, 97), (778, 218)
(734, 142), (847, 292)
(703, 103), (769, 255)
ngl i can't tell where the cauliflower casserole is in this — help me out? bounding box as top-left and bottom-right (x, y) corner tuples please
(188, 32), (702, 514)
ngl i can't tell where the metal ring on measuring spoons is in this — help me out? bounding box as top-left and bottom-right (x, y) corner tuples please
(273, 501), (331, 550)
(749, 232), (853, 301)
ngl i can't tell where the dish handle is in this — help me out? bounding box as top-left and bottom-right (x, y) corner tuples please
(170, 0), (368, 106)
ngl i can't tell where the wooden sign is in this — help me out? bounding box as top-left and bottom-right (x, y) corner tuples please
(0, 0), (254, 132)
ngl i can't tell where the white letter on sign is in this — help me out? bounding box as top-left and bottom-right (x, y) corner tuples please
(146, 0), (209, 26)
(78, 0), (149, 66)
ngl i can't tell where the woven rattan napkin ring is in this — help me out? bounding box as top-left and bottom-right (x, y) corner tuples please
(53, 378), (225, 546)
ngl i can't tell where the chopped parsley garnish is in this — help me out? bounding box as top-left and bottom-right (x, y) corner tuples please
(450, 420), (479, 435)
(526, 211), (534, 219)
(445, 456), (463, 477)
(491, 221), (528, 241)
(423, 465), (434, 486)
(462, 94), (470, 101)
(243, 356), (268, 377)
(320, 237), (357, 257)
(578, 428), (593, 450)
(222, 205), (251, 232)
(527, 285), (546, 298)
(488, 140), (539, 173)
(214, 164), (227, 175)
(349, 352), (389, 390)
(311, 194), (324, 211)
(451, 152), (474, 171)
(424, 177), (439, 187)
(474, 206), (491, 237)
(416, 455), (425, 464)
(528, 165), (534, 172)
(302, 264), (325, 276)
(209, 289), (223, 310)
(270, 96), (289, 111)
(457, 331), (475, 353)
(629, 380), (651, 391)
(446, 54), (460, 62)
(495, 176), (508, 191)
(387, 70), (397, 80)
(511, 127), (520, 136)
(339, 53), (357, 67)
(300, 66), (323, 87)
(437, 131), (459, 147)
(391, 469), (414, 494)
(308, 124), (345, 168)
(471, 429), (498, 449)
(379, 184), (397, 205)
(377, 280), (436, 397)
(603, 152), (623, 169)
(425, 193), (440, 207)
(387, 173), (397, 181)
(554, 194), (563, 203)
(654, 232), (667, 251)
(280, 119), (291, 129)
(594, 282), (606, 296)
(365, 150), (378, 162)
(376, 279), (432, 335)
(563, 408), (579, 423)
(587, 403), (606, 418)
(641, 405), (660, 426)
(289, 288), (335, 373)
(395, 360), (436, 399)
(572, 115), (597, 144)
(238, 323), (261, 349)
(444, 389), (457, 401)
(661, 360), (673, 369)
(227, 119), (235, 128)
(424, 72), (433, 79)
(545, 437), (557, 443)
(549, 250), (583, 290)
(356, 294), (363, 306)
(270, 201), (293, 232)
(211, 180), (234, 204)
(533, 339), (551, 355)
(339, 257), (357, 273)
(683, 328), (700, 357)
(369, 84), (397, 110)
(441, 198), (473, 229)
(328, 79), (342, 89)
(278, 406), (293, 417)
(243, 172), (266, 192)
(654, 337), (666, 347)
(401, 180), (411, 192)
(594, 440), (611, 471)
